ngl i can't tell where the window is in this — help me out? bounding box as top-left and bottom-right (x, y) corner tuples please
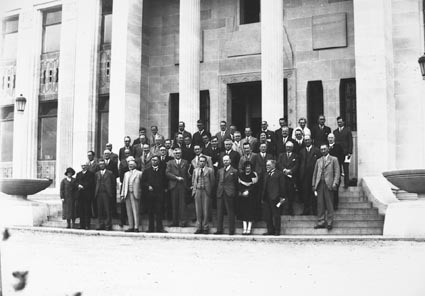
(339, 78), (357, 131)
(200, 90), (210, 132)
(240, 0), (260, 24)
(2, 17), (19, 60)
(101, 0), (113, 44)
(38, 101), (57, 160)
(97, 95), (109, 154)
(42, 9), (62, 53)
(0, 106), (14, 161)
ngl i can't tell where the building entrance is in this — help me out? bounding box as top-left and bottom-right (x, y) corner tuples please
(229, 81), (262, 137)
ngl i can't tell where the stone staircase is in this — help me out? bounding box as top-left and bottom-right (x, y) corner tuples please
(40, 186), (384, 235)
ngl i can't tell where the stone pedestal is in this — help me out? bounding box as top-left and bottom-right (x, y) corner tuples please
(0, 194), (49, 227)
(179, 0), (201, 130)
(354, 0), (396, 177)
(384, 200), (425, 238)
(261, 0), (284, 130)
(109, 0), (144, 150)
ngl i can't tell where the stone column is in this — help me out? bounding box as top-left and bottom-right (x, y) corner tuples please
(13, 6), (41, 178)
(261, 0), (284, 130)
(109, 0), (143, 150)
(72, 0), (101, 167)
(354, 0), (395, 177)
(56, 0), (78, 186)
(179, 0), (201, 131)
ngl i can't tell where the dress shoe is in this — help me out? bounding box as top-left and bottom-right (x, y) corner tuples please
(314, 224), (326, 229)
(146, 229), (154, 233)
(157, 229), (168, 233)
(203, 229), (209, 235)
(96, 226), (105, 231)
(179, 222), (186, 227)
(66, 224), (71, 229)
(229, 232), (235, 235)
(262, 232), (273, 235)
(134, 229), (139, 233)
(214, 231), (223, 235)
(125, 228), (135, 232)
(274, 232), (280, 236)
(105, 226), (112, 231)
(194, 229), (203, 234)
(327, 224), (333, 230)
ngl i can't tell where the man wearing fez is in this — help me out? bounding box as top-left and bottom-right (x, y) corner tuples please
(94, 159), (115, 231)
(120, 156), (143, 232)
(312, 144), (340, 230)
(166, 147), (190, 227)
(142, 155), (167, 233)
(215, 155), (238, 235)
(192, 156), (215, 234)
(76, 162), (95, 230)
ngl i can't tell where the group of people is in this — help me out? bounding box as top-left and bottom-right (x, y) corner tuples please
(60, 115), (353, 235)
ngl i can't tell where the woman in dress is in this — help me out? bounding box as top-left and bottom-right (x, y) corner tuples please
(60, 167), (78, 228)
(237, 161), (258, 235)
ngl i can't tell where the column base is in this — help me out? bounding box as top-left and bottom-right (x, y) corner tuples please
(0, 195), (49, 227)
(383, 200), (425, 238)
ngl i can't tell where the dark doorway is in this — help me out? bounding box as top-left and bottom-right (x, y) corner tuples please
(307, 81), (324, 128)
(229, 81), (262, 137)
(339, 78), (357, 131)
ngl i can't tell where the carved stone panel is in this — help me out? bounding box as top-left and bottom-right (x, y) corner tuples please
(39, 52), (60, 101)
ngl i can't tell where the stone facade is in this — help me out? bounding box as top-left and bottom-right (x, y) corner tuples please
(0, 0), (424, 190)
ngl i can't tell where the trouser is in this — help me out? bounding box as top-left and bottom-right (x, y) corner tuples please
(334, 184), (340, 210)
(91, 195), (98, 218)
(147, 192), (164, 231)
(163, 190), (172, 220)
(78, 193), (91, 228)
(194, 189), (210, 231)
(120, 200), (128, 225)
(125, 192), (140, 230)
(264, 198), (281, 234)
(301, 177), (316, 215)
(97, 193), (111, 228)
(284, 176), (295, 215)
(317, 180), (334, 226)
(343, 162), (350, 187)
(110, 182), (117, 217)
(216, 193), (235, 234)
(171, 183), (186, 225)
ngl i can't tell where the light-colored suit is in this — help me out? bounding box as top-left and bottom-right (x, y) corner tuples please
(232, 141), (243, 156)
(312, 154), (340, 226)
(192, 167), (215, 231)
(121, 169), (143, 230)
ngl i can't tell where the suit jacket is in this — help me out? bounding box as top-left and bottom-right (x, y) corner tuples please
(158, 155), (174, 170)
(275, 134), (294, 155)
(137, 152), (154, 171)
(118, 159), (130, 183)
(312, 155), (340, 190)
(141, 166), (166, 196)
(119, 146), (133, 161)
(105, 158), (119, 178)
(166, 158), (190, 190)
(87, 160), (99, 174)
(208, 147), (221, 168)
(219, 150), (240, 169)
(175, 130), (192, 141)
(299, 146), (321, 178)
(257, 152), (275, 178)
(238, 153), (261, 173)
(94, 169), (115, 199)
(277, 152), (299, 177)
(133, 137), (150, 146)
(275, 127), (294, 140)
(121, 169), (143, 199)
(192, 130), (212, 147)
(329, 143), (344, 165)
(216, 166), (238, 198)
(215, 130), (232, 150)
(261, 169), (286, 201)
(232, 141), (244, 156)
(292, 140), (305, 154)
(253, 141), (275, 157)
(132, 143), (145, 159)
(150, 145), (162, 156)
(75, 170), (95, 198)
(110, 152), (119, 163)
(182, 144), (195, 162)
(192, 166), (215, 197)
(261, 129), (275, 146)
(191, 154), (213, 170)
(311, 125), (331, 147)
(333, 126), (353, 155)
(150, 133), (164, 147)
(241, 137), (258, 152)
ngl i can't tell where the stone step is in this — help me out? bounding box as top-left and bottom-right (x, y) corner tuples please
(339, 186), (362, 193)
(334, 208), (378, 215)
(338, 196), (366, 202)
(337, 202), (372, 209)
(338, 191), (364, 198)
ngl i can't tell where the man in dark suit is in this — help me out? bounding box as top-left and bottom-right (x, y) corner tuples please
(94, 159), (115, 230)
(275, 126), (292, 155)
(258, 143), (275, 178)
(275, 117), (293, 141)
(175, 121), (192, 141)
(76, 162), (95, 230)
(137, 144), (154, 172)
(166, 148), (190, 227)
(255, 132), (276, 157)
(277, 141), (299, 215)
(215, 155), (238, 235)
(142, 156), (167, 232)
(333, 116), (353, 188)
(158, 146), (174, 220)
(192, 156), (215, 234)
(219, 139), (240, 169)
(241, 127), (258, 152)
(202, 134), (213, 156)
(328, 133), (344, 210)
(262, 160), (286, 236)
(132, 135), (149, 160)
(192, 120), (211, 147)
(260, 121), (275, 148)
(87, 150), (99, 217)
(208, 137), (221, 170)
(119, 136), (133, 161)
(299, 135), (321, 215)
(132, 127), (149, 146)
(238, 142), (261, 173)
(182, 135), (195, 162)
(104, 149), (119, 217)
(215, 120), (231, 151)
(292, 128), (305, 154)
(311, 115), (331, 148)
(106, 143), (119, 163)
(312, 144), (340, 230)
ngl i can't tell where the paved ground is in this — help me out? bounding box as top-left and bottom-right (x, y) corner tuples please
(1, 230), (425, 296)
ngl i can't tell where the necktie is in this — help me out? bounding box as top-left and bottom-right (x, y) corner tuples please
(221, 131), (224, 137)
(201, 169), (204, 176)
(287, 153), (290, 158)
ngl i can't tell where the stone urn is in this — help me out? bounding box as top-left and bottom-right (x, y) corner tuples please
(0, 178), (52, 226)
(382, 169), (425, 198)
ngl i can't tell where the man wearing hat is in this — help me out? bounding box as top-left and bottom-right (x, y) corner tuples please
(120, 156), (143, 232)
(94, 159), (116, 230)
